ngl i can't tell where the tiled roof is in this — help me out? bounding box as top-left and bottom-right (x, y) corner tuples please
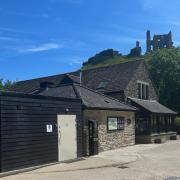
(61, 74), (80, 84)
(81, 60), (143, 92)
(38, 84), (137, 111)
(9, 71), (80, 93)
(9, 60), (143, 94)
(129, 97), (177, 114)
(39, 85), (77, 99)
(74, 84), (137, 111)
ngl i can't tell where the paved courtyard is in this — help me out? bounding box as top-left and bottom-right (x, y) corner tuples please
(2, 140), (180, 180)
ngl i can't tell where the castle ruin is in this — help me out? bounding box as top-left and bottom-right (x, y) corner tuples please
(146, 30), (173, 53)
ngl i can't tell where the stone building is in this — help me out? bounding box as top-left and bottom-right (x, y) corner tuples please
(146, 30), (173, 53)
(80, 60), (177, 143)
(9, 74), (137, 156)
(10, 60), (177, 149)
(38, 81), (137, 155)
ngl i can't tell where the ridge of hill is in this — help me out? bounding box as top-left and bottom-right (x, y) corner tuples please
(82, 49), (150, 70)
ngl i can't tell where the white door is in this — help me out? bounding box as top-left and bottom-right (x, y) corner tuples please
(57, 115), (77, 161)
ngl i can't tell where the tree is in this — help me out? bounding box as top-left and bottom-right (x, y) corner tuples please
(127, 46), (142, 57)
(83, 49), (122, 66)
(0, 79), (14, 90)
(147, 48), (180, 113)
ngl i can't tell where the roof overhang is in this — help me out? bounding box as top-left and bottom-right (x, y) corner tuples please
(82, 105), (138, 112)
(128, 97), (177, 115)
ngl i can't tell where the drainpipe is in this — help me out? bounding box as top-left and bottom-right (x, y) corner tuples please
(80, 71), (82, 86)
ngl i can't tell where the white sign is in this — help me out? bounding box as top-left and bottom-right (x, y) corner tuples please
(46, 124), (53, 133)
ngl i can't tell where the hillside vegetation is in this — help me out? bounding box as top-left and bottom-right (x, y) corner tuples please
(0, 79), (14, 91)
(147, 48), (180, 114)
(82, 48), (180, 114)
(82, 49), (143, 70)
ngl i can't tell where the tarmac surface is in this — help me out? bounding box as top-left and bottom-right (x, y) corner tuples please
(2, 140), (180, 180)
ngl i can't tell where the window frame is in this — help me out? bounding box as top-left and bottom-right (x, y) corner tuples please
(142, 84), (145, 99)
(138, 83), (141, 99)
(145, 85), (149, 100)
(137, 81), (149, 100)
(107, 116), (125, 132)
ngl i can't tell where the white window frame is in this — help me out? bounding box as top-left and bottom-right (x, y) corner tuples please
(107, 117), (125, 132)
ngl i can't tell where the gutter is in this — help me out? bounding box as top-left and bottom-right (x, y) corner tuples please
(84, 106), (138, 112)
(0, 90), (81, 103)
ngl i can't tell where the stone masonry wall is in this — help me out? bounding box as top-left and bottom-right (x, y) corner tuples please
(125, 61), (158, 101)
(84, 110), (135, 153)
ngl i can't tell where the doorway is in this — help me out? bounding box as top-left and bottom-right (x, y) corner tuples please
(88, 120), (98, 155)
(57, 115), (77, 161)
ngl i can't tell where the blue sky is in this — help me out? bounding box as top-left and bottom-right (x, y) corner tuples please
(1, 0), (180, 81)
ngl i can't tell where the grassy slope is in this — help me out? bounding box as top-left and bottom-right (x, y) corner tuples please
(82, 55), (146, 70)
(82, 48), (180, 70)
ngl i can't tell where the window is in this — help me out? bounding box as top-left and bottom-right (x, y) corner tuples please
(151, 115), (157, 133)
(137, 81), (149, 100)
(107, 117), (125, 131)
(138, 83), (141, 99)
(146, 85), (149, 99)
(97, 80), (108, 89)
(136, 117), (148, 134)
(142, 84), (145, 99)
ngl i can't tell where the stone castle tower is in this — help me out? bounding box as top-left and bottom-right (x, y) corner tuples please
(146, 30), (173, 53)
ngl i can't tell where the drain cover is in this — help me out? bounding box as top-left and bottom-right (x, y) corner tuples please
(116, 165), (129, 169)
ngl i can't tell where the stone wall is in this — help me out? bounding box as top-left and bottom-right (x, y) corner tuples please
(125, 61), (158, 101)
(136, 132), (177, 144)
(83, 109), (135, 153)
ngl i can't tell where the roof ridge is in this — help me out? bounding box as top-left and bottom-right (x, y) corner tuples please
(16, 71), (79, 83)
(129, 97), (157, 102)
(72, 83), (81, 99)
(74, 83), (137, 110)
(67, 74), (79, 78)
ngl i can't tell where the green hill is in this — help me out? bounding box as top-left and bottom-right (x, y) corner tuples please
(82, 49), (144, 70)
(82, 56), (144, 70)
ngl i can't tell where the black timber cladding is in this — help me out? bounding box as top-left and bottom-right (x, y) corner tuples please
(0, 91), (83, 172)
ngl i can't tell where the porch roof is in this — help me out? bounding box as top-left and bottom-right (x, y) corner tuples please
(129, 97), (177, 115)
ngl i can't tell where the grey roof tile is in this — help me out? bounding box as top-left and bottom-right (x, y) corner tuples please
(74, 84), (136, 111)
(9, 71), (80, 93)
(81, 60), (143, 92)
(38, 83), (137, 111)
(39, 85), (77, 99)
(9, 60), (142, 93)
(129, 97), (177, 114)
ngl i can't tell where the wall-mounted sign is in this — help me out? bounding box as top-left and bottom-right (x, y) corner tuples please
(46, 124), (53, 133)
(127, 119), (131, 125)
